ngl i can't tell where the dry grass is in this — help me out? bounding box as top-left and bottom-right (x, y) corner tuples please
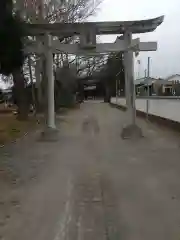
(0, 103), (16, 114)
(0, 113), (39, 145)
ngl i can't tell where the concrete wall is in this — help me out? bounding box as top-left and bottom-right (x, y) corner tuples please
(111, 97), (180, 123)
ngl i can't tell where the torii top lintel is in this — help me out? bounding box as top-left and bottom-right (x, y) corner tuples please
(25, 15), (164, 36)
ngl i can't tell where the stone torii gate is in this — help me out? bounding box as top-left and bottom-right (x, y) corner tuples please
(25, 15), (164, 139)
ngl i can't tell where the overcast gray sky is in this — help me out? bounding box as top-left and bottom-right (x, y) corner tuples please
(0, 0), (179, 89)
(90, 0), (180, 79)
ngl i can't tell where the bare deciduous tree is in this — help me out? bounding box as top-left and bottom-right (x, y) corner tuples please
(10, 0), (102, 118)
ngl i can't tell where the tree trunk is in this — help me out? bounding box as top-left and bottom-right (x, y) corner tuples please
(104, 84), (111, 103)
(41, 56), (48, 123)
(28, 56), (36, 115)
(13, 69), (30, 120)
(35, 57), (43, 112)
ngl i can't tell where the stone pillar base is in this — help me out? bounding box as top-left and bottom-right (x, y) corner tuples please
(121, 124), (143, 139)
(39, 127), (59, 142)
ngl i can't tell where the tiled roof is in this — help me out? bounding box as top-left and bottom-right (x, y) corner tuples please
(134, 77), (158, 85)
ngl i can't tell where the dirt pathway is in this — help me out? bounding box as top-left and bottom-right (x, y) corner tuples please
(1, 102), (180, 240)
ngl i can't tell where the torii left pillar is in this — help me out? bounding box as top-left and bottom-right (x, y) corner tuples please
(40, 34), (58, 141)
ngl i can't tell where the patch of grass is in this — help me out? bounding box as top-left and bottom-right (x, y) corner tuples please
(0, 114), (40, 145)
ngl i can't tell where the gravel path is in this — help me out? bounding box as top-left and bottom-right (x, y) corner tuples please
(0, 101), (180, 240)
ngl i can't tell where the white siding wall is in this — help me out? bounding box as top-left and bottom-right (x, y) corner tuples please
(111, 97), (180, 123)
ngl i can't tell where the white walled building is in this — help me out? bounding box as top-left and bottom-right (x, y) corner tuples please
(162, 74), (180, 95)
(166, 74), (180, 83)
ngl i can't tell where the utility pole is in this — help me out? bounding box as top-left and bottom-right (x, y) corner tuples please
(147, 57), (150, 78)
(146, 56), (151, 119)
(144, 69), (147, 78)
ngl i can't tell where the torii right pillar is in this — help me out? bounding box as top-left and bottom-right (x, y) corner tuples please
(121, 31), (143, 139)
